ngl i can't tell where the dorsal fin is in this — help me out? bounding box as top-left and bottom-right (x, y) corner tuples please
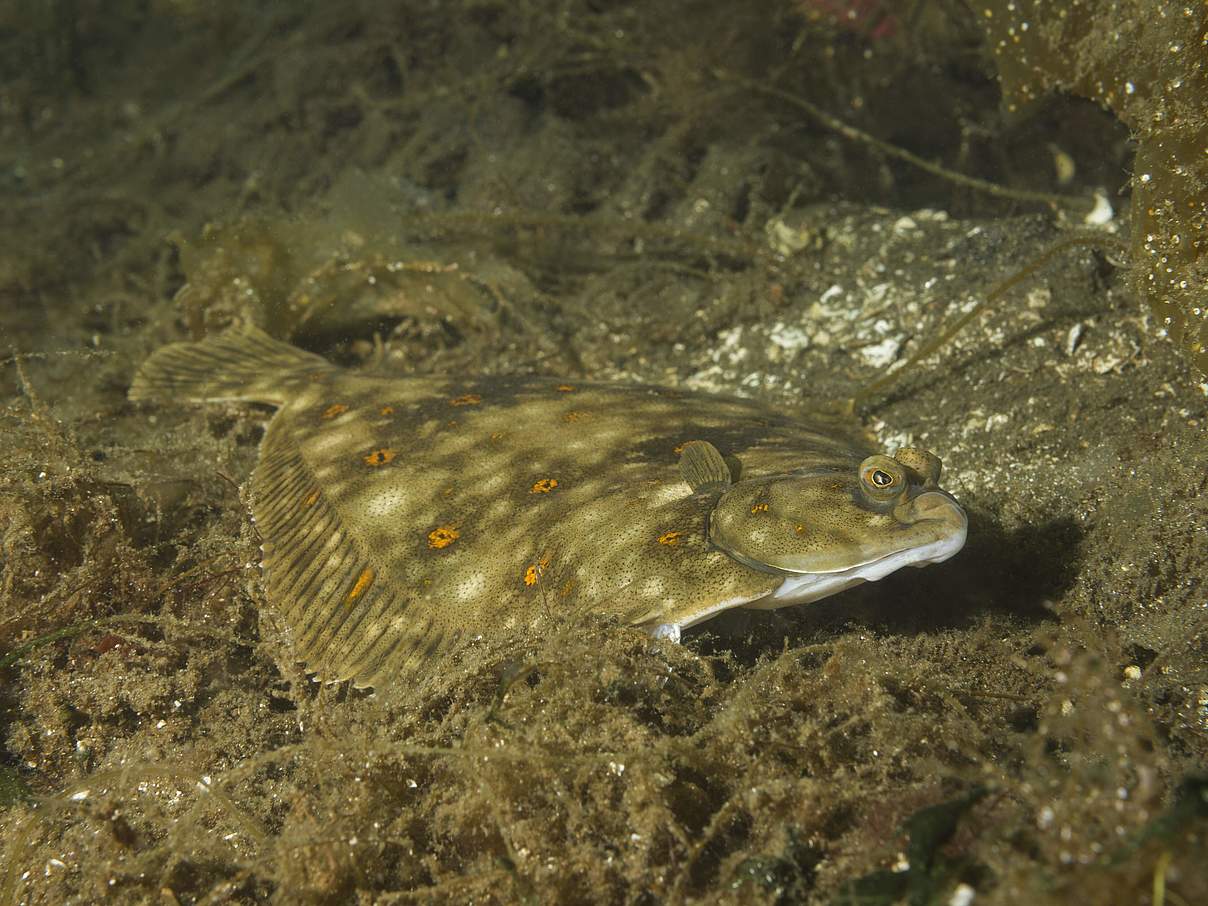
(678, 440), (733, 494)
(129, 325), (336, 407)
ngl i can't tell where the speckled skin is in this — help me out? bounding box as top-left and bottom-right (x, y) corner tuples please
(130, 328), (963, 688)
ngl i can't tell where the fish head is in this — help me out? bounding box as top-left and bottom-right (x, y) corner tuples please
(707, 447), (967, 606)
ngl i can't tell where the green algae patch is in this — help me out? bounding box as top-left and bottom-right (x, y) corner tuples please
(976, 0), (1208, 374)
(0, 765), (32, 808)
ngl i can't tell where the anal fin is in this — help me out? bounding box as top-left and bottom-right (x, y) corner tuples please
(252, 419), (447, 688)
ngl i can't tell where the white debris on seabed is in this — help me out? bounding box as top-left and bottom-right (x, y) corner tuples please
(912, 208), (950, 223)
(765, 215), (825, 256)
(872, 419), (914, 454)
(767, 321), (810, 358)
(686, 210), (974, 394)
(1084, 189), (1114, 226)
(859, 335), (903, 368)
(741, 371), (785, 390)
(683, 365), (732, 394)
(811, 288), (850, 323)
(1064, 323), (1084, 356)
(711, 325), (748, 364)
(864, 282), (891, 307)
(686, 324), (752, 393)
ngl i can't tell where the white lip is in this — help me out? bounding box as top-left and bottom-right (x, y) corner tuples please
(647, 494), (968, 635)
(754, 500), (968, 608)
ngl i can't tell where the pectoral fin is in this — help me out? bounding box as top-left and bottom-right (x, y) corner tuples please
(678, 440), (733, 494)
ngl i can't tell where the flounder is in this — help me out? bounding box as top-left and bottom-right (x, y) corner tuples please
(130, 328), (967, 687)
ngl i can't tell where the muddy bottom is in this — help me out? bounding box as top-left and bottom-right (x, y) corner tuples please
(1, 2), (1205, 904)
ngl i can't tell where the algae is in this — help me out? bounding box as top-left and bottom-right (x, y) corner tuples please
(1, 1), (1206, 904)
(975, 0), (1208, 375)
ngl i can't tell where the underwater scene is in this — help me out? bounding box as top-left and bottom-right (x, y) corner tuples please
(1, 1), (1205, 903)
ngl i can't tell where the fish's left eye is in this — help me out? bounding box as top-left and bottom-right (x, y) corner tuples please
(858, 455), (905, 499)
(869, 469), (895, 488)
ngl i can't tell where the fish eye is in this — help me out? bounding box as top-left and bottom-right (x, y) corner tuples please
(869, 469), (894, 488)
(858, 456), (905, 499)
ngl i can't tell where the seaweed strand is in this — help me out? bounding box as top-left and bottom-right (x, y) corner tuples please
(711, 68), (1090, 213)
(853, 232), (1129, 410)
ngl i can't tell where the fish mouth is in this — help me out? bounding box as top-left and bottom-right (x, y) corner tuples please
(894, 490), (968, 565)
(715, 490), (967, 579)
(750, 491), (968, 608)
(647, 492), (968, 631)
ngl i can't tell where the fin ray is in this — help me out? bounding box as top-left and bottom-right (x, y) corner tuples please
(252, 418), (450, 687)
(679, 440), (733, 494)
(129, 326), (334, 406)
(138, 328), (468, 687)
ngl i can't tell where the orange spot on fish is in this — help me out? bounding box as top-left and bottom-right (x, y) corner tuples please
(449, 394), (481, 406)
(657, 531), (684, 546)
(364, 448), (396, 466)
(794, 524), (807, 535)
(563, 410), (585, 423)
(304, 490), (320, 507)
(523, 555), (551, 586)
(673, 442), (687, 455)
(751, 502), (769, 514)
(379, 405), (394, 416)
(530, 478), (559, 493)
(346, 568), (375, 603)
(322, 403), (348, 419)
(428, 525), (459, 549)
(556, 384), (575, 393)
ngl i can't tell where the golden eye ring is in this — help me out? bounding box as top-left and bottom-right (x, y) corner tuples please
(858, 456), (905, 499)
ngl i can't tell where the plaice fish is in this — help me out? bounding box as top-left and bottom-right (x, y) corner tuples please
(129, 327), (967, 688)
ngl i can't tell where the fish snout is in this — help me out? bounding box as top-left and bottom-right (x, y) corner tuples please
(908, 489), (964, 522)
(897, 490), (968, 563)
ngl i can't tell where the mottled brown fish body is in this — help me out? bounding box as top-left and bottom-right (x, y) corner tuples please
(263, 370), (866, 683)
(130, 328), (961, 688)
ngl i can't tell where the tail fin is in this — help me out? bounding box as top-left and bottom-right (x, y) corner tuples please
(129, 326), (336, 407)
